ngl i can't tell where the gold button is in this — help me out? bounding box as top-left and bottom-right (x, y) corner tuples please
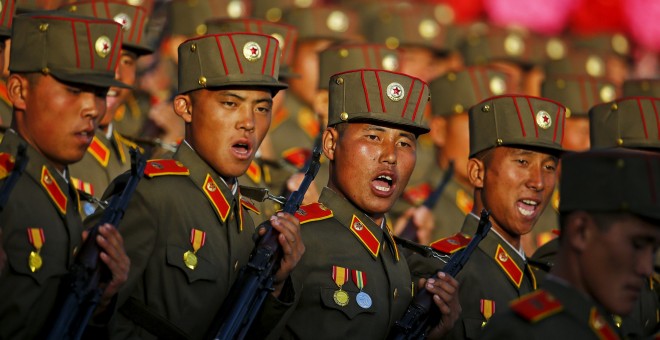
(41, 67), (50, 75)
(340, 112), (349, 121)
(482, 104), (490, 112)
(39, 23), (49, 32)
(234, 260), (239, 271)
(199, 76), (207, 87)
(190, 43), (197, 52)
(496, 138), (503, 146)
(69, 5), (77, 11)
(611, 103), (618, 111)
(393, 288), (398, 299)
(617, 138), (624, 146)
(335, 77), (344, 85)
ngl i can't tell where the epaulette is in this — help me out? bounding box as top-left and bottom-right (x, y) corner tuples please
(402, 182), (431, 206)
(245, 161), (261, 184)
(297, 106), (320, 139)
(240, 197), (260, 215)
(430, 232), (471, 254)
(510, 290), (563, 323)
(282, 147), (311, 169)
(294, 202), (333, 224)
(143, 159), (190, 178)
(0, 152), (15, 180)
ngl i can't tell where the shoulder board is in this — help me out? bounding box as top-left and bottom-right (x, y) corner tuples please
(240, 197), (260, 215)
(116, 133), (139, 150)
(510, 290), (563, 323)
(430, 232), (471, 254)
(402, 182), (432, 206)
(297, 107), (320, 139)
(144, 159), (190, 178)
(282, 147), (311, 170)
(0, 152), (15, 180)
(294, 202), (333, 224)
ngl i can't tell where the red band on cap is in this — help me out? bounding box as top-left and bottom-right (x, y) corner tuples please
(636, 98), (650, 139)
(270, 39), (277, 77)
(412, 81), (424, 121)
(85, 23), (95, 69)
(401, 79), (414, 118)
(375, 71), (386, 112)
(526, 97), (539, 138)
(136, 10), (146, 44)
(228, 34), (243, 74)
(361, 70), (371, 112)
(560, 106), (566, 143)
(128, 7), (137, 42)
(103, 1), (110, 19)
(71, 21), (81, 67)
(651, 99), (660, 140)
(552, 104), (560, 142)
(261, 37), (270, 75)
(214, 35), (229, 75)
(512, 97), (527, 137)
(107, 27), (120, 71)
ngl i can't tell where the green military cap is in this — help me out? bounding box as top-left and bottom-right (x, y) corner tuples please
(544, 50), (616, 78)
(572, 33), (631, 59)
(177, 32), (287, 94)
(363, 3), (460, 54)
(0, 0), (16, 38)
(559, 149), (660, 222)
(61, 0), (152, 56)
(9, 12), (128, 89)
(429, 66), (508, 116)
(328, 69), (430, 135)
(318, 43), (401, 90)
(542, 76), (618, 117)
(283, 5), (361, 42)
(468, 95), (566, 157)
(461, 24), (567, 67)
(589, 96), (660, 151)
(251, 0), (321, 23)
(205, 17), (298, 78)
(168, 0), (248, 37)
(623, 79), (660, 97)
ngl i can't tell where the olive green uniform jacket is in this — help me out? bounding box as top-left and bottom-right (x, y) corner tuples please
(89, 143), (292, 339)
(0, 130), (84, 339)
(268, 187), (414, 339)
(70, 127), (137, 218)
(269, 93), (319, 170)
(238, 157), (294, 224)
(479, 278), (623, 340)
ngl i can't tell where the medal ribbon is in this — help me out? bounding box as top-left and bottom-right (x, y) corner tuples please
(332, 266), (349, 288)
(27, 228), (45, 251)
(352, 269), (367, 290)
(190, 229), (206, 253)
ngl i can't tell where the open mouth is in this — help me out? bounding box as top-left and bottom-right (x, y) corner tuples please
(371, 171), (397, 197)
(373, 175), (393, 192)
(516, 199), (539, 217)
(231, 140), (252, 160)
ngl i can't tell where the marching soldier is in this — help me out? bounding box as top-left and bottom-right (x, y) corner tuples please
(267, 69), (461, 339)
(480, 149), (660, 340)
(63, 0), (153, 216)
(411, 94), (566, 339)
(0, 12), (130, 338)
(88, 32), (304, 339)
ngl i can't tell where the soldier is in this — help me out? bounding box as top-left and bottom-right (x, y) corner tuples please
(0, 12), (130, 338)
(61, 0), (152, 215)
(410, 94), (565, 339)
(0, 0), (15, 129)
(480, 149), (660, 340)
(393, 67), (509, 245)
(88, 32), (304, 339)
(267, 69), (461, 339)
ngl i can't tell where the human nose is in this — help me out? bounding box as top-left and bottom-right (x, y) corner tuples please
(236, 106), (255, 132)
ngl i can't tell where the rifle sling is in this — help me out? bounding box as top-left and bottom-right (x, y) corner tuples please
(120, 297), (190, 340)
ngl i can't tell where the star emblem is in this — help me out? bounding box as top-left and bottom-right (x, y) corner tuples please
(536, 110), (552, 129)
(243, 41), (261, 62)
(94, 36), (112, 58)
(386, 82), (405, 102)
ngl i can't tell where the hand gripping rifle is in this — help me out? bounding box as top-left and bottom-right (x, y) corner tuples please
(388, 209), (492, 340)
(0, 143), (29, 212)
(207, 146), (322, 340)
(46, 148), (146, 340)
(398, 161), (454, 242)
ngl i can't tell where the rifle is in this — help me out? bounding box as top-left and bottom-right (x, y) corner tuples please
(398, 160), (454, 242)
(388, 209), (492, 340)
(0, 143), (29, 212)
(206, 146), (322, 340)
(46, 148), (146, 340)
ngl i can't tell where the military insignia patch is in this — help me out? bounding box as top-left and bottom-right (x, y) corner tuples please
(327, 10), (349, 32)
(386, 82), (405, 102)
(536, 110), (552, 129)
(95, 36), (112, 58)
(113, 13), (131, 31)
(243, 42), (261, 62)
(510, 290), (563, 323)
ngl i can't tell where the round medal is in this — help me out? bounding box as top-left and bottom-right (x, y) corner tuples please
(333, 289), (349, 307)
(183, 250), (198, 270)
(29, 251), (42, 272)
(356, 291), (372, 309)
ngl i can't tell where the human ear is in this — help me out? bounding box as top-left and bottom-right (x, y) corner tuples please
(323, 128), (338, 161)
(467, 158), (485, 189)
(173, 94), (192, 123)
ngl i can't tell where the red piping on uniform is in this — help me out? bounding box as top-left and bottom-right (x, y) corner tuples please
(560, 107), (566, 143)
(401, 79), (414, 118)
(468, 68), (481, 99)
(107, 27), (120, 71)
(136, 10), (146, 43)
(552, 104), (560, 142)
(261, 37), (270, 75)
(0, 0), (7, 26)
(85, 23), (94, 69)
(228, 35), (243, 74)
(411, 83), (424, 121)
(651, 99), (660, 140)
(270, 40), (277, 76)
(256, 20), (262, 33)
(103, 1), (110, 20)
(128, 9), (137, 42)
(526, 97), (539, 137)
(215, 35), (229, 75)
(71, 21), (81, 67)
(375, 71), (385, 112)
(636, 98), (650, 139)
(92, 1), (99, 17)
(512, 97), (527, 137)
(361, 70), (371, 112)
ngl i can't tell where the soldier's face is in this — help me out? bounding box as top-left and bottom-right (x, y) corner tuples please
(103, 50), (137, 127)
(325, 123), (417, 220)
(12, 74), (106, 170)
(478, 147), (558, 240)
(580, 213), (660, 316)
(289, 39), (332, 106)
(177, 88), (273, 178)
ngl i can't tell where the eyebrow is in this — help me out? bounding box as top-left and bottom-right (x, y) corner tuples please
(222, 92), (273, 105)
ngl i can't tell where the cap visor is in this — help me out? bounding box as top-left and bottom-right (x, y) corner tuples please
(51, 70), (132, 89)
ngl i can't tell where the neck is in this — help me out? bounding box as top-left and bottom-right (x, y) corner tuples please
(472, 188), (521, 249)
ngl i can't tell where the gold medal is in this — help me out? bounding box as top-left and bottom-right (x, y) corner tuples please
(29, 251), (42, 272)
(333, 289), (349, 307)
(183, 250), (198, 270)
